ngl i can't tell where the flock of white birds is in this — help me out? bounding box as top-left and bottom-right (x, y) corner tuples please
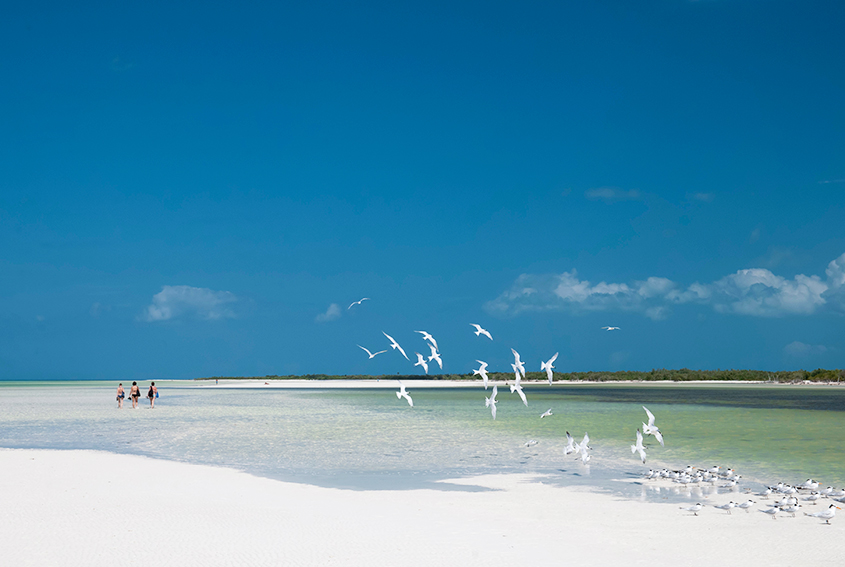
(350, 300), (840, 525)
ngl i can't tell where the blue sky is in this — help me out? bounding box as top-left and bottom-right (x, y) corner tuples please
(1, 0), (843, 380)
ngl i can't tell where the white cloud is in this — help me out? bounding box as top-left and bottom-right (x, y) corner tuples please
(315, 303), (342, 323)
(784, 341), (828, 357)
(584, 187), (642, 204)
(488, 252), (845, 319)
(141, 285), (238, 322)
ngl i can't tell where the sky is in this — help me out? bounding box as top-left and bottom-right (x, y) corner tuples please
(1, 0), (844, 380)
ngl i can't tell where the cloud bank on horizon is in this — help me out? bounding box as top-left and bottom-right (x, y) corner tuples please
(486, 253), (845, 320)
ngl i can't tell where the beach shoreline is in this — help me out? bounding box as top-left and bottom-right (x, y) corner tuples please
(1, 448), (842, 567)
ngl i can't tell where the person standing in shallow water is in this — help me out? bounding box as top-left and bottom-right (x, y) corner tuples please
(116, 383), (125, 408)
(129, 381), (140, 409)
(148, 382), (157, 409)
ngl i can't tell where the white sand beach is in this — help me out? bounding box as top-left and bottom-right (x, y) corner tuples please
(1, 448), (842, 566)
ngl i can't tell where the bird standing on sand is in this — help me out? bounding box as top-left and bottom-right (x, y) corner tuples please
(473, 360), (490, 389)
(485, 385), (498, 420)
(713, 502), (736, 515)
(804, 504), (840, 524)
(383, 332), (409, 360)
(680, 503), (703, 516)
(414, 352), (428, 375)
(396, 383), (413, 406)
(471, 324), (493, 340)
(541, 353), (558, 385)
(358, 345), (387, 359)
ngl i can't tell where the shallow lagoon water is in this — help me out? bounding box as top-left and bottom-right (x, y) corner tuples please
(1, 381), (843, 499)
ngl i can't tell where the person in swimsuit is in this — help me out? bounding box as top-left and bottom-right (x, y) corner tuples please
(116, 383), (125, 408)
(148, 381), (157, 409)
(130, 381), (140, 409)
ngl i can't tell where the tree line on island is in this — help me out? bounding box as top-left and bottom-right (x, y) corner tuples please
(199, 368), (845, 383)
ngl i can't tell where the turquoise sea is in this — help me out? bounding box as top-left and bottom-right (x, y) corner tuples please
(1, 381), (843, 499)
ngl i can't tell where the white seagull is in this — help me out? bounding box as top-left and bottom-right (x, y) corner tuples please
(563, 431), (578, 455)
(680, 503), (703, 516)
(415, 330), (438, 350)
(541, 352), (558, 385)
(348, 297), (370, 309)
(396, 383), (413, 406)
(427, 344), (443, 370)
(575, 433), (591, 464)
(511, 348), (526, 378)
(540, 408), (553, 418)
(563, 431), (576, 455)
(470, 324), (493, 340)
(413, 352), (428, 375)
(602, 326), (621, 331)
(485, 385), (498, 420)
(473, 360), (490, 389)
(383, 331), (409, 360)
(631, 428), (647, 464)
(642, 406), (665, 447)
(358, 345), (387, 359)
(509, 367), (527, 406)
(804, 504), (840, 524)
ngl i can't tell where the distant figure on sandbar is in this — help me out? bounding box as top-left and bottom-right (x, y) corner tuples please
(130, 381), (140, 408)
(148, 382), (157, 409)
(116, 383), (125, 408)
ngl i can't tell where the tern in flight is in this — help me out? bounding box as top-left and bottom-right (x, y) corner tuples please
(511, 349), (526, 378)
(631, 429), (647, 464)
(805, 504), (841, 524)
(540, 408), (553, 418)
(575, 433), (591, 464)
(415, 330), (438, 350)
(680, 503), (703, 516)
(541, 352), (558, 385)
(485, 385), (498, 420)
(396, 383), (413, 406)
(602, 326), (620, 331)
(348, 297), (370, 309)
(509, 365), (527, 405)
(413, 352), (428, 374)
(470, 324), (493, 340)
(382, 332), (409, 360)
(563, 431), (576, 455)
(428, 344), (443, 370)
(358, 345), (387, 359)
(642, 406), (665, 447)
(473, 360), (490, 389)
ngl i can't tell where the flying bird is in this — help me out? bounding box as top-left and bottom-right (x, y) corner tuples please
(428, 344), (443, 370)
(541, 352), (558, 385)
(509, 365), (527, 405)
(396, 383), (413, 406)
(575, 433), (591, 464)
(642, 406), (664, 447)
(415, 330), (438, 350)
(511, 348), (526, 378)
(563, 431), (576, 455)
(413, 352), (429, 374)
(631, 428), (647, 464)
(348, 297), (370, 309)
(485, 385), (498, 420)
(383, 332), (409, 360)
(602, 326), (621, 331)
(358, 345), (387, 359)
(473, 360), (490, 389)
(470, 324), (493, 340)
(540, 408), (553, 418)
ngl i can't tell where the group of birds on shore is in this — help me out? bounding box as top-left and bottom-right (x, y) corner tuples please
(656, 467), (844, 523)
